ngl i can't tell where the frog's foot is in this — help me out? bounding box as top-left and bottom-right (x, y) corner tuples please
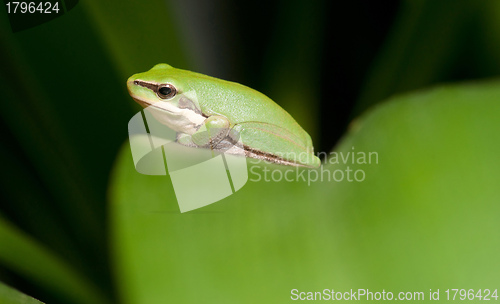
(176, 132), (197, 147)
(191, 115), (231, 149)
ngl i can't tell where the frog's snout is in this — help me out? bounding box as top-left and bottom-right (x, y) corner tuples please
(127, 75), (138, 88)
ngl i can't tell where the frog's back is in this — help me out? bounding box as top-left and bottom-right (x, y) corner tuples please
(185, 72), (313, 149)
(165, 65), (317, 166)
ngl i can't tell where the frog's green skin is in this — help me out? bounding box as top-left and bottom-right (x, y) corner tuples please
(127, 64), (320, 168)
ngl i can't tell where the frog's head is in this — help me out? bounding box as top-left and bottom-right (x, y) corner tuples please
(127, 63), (205, 133)
(127, 63), (193, 108)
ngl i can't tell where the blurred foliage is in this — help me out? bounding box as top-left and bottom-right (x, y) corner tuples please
(0, 0), (499, 303)
(0, 215), (108, 304)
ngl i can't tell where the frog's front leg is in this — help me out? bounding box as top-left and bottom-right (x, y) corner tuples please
(178, 115), (231, 149)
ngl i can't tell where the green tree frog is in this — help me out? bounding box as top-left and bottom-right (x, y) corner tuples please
(127, 64), (320, 168)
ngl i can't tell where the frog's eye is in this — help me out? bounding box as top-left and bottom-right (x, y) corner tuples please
(157, 84), (177, 99)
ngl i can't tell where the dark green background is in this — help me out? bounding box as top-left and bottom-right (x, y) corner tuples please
(1, 1), (500, 303)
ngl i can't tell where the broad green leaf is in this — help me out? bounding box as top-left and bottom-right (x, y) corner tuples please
(318, 80), (500, 291)
(111, 78), (500, 302)
(0, 281), (45, 304)
(111, 81), (500, 302)
(0, 215), (110, 304)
